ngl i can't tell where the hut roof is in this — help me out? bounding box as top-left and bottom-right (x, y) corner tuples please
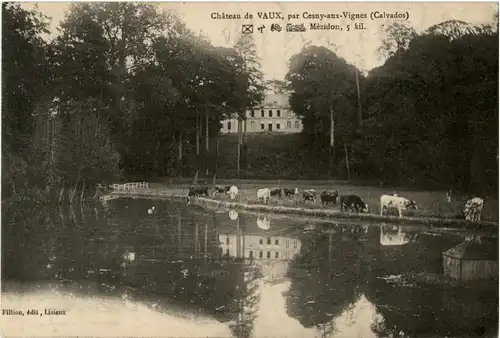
(443, 239), (498, 261)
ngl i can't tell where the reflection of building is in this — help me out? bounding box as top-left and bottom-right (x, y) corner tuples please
(219, 234), (301, 261)
(220, 94), (303, 134)
(379, 224), (411, 246)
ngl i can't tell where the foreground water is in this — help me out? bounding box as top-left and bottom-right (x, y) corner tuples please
(2, 198), (498, 337)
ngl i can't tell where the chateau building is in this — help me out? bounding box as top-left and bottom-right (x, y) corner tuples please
(220, 93), (303, 134)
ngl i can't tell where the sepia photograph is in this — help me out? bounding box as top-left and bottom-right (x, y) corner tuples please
(1, 1), (499, 337)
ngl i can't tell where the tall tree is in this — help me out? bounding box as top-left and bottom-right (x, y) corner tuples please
(233, 34), (265, 176)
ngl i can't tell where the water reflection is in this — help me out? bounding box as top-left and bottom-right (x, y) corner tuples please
(2, 199), (498, 337)
(256, 215), (271, 230)
(379, 224), (413, 246)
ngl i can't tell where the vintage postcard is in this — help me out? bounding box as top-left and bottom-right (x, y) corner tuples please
(2, 1), (498, 337)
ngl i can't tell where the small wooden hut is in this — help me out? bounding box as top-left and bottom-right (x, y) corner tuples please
(442, 237), (498, 281)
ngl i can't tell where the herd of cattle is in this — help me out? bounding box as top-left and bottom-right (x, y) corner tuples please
(187, 184), (486, 222)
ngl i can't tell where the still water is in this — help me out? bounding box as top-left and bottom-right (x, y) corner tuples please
(2, 198), (498, 337)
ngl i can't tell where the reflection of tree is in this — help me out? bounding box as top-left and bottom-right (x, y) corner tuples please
(284, 226), (367, 331)
(364, 232), (498, 337)
(229, 264), (262, 338)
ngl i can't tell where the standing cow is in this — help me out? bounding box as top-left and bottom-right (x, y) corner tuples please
(213, 185), (232, 197)
(284, 188), (299, 197)
(270, 188), (282, 198)
(380, 194), (418, 218)
(464, 197), (484, 222)
(340, 195), (368, 213)
(302, 189), (317, 203)
(228, 185), (239, 200)
(320, 190), (339, 206)
(257, 188), (271, 203)
(188, 185), (209, 198)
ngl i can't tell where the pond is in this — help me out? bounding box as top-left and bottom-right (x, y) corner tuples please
(2, 198), (498, 337)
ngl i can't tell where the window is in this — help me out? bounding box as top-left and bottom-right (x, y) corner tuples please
(259, 251), (263, 258)
(293, 240), (297, 249)
(276, 123), (280, 130)
(287, 121), (291, 128)
(250, 121), (255, 129)
(267, 237), (271, 245)
(295, 121), (299, 129)
(277, 110), (281, 117)
(261, 109), (264, 117)
(226, 237), (230, 245)
(249, 251), (253, 258)
(261, 123), (265, 130)
(275, 239), (279, 245)
(275, 252), (279, 258)
(259, 238), (263, 244)
(250, 110), (255, 118)
(269, 110), (273, 117)
(285, 240), (289, 248)
(267, 251), (271, 258)
(228, 122), (231, 130)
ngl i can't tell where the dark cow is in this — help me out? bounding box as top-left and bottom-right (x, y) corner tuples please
(340, 194), (368, 213)
(188, 185), (209, 198)
(213, 185), (232, 196)
(302, 189), (317, 203)
(284, 187), (299, 197)
(320, 190), (339, 206)
(270, 188), (282, 197)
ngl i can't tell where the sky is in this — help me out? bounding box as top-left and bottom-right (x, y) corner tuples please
(22, 2), (498, 81)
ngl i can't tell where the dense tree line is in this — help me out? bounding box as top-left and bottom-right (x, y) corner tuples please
(2, 2), (264, 203)
(286, 18), (498, 195)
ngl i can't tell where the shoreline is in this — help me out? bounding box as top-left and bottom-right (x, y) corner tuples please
(109, 189), (498, 229)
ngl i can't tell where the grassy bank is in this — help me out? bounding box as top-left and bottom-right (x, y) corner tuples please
(109, 185), (498, 228)
(146, 181), (498, 222)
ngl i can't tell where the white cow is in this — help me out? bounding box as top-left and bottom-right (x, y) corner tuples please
(228, 185), (239, 200)
(464, 197), (484, 222)
(257, 188), (271, 203)
(380, 194), (418, 218)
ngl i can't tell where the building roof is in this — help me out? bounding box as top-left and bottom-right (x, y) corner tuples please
(442, 238), (498, 261)
(256, 94), (290, 109)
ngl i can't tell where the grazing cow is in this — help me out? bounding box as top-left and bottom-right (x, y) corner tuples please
(228, 185), (239, 200)
(302, 189), (317, 203)
(380, 194), (418, 218)
(320, 190), (339, 206)
(464, 197), (484, 222)
(213, 185), (232, 196)
(188, 185), (209, 198)
(284, 188), (299, 197)
(340, 195), (368, 213)
(257, 188), (271, 203)
(270, 188), (282, 198)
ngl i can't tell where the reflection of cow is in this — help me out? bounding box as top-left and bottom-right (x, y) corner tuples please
(229, 210), (239, 220)
(257, 215), (271, 230)
(379, 224), (413, 246)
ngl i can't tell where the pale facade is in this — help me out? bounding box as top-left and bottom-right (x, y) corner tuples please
(220, 94), (303, 134)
